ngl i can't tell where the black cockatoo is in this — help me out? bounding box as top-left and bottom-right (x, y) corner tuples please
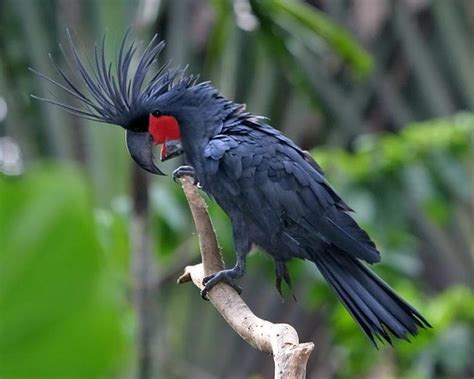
(32, 32), (430, 345)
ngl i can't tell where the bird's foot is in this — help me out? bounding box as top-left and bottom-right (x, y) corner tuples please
(173, 165), (199, 185)
(200, 269), (243, 300)
(275, 260), (297, 301)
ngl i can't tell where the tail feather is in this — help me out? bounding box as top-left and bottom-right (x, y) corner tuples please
(317, 259), (390, 344)
(314, 247), (430, 346)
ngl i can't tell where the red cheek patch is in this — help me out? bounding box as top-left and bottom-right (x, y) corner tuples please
(148, 114), (181, 144)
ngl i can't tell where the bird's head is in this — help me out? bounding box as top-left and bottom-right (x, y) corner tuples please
(31, 30), (228, 175)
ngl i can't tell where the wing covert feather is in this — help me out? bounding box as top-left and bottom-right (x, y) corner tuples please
(204, 130), (380, 263)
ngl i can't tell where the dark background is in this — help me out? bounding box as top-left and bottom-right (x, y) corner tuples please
(0, 0), (473, 378)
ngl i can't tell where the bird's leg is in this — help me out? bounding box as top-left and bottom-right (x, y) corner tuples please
(173, 165), (199, 185)
(200, 222), (250, 300)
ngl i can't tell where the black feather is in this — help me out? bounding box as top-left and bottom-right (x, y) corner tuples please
(30, 29), (196, 129)
(199, 115), (430, 345)
(313, 247), (430, 346)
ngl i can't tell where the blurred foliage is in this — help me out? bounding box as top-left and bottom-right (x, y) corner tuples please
(0, 166), (132, 379)
(314, 113), (474, 180)
(1, 0), (473, 378)
(252, 0), (373, 75)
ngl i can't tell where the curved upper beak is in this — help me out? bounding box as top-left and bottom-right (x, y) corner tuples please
(126, 130), (165, 175)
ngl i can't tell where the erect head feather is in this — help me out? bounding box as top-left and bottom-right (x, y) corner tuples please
(30, 29), (198, 130)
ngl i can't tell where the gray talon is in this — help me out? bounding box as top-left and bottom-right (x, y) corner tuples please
(172, 165), (197, 184)
(200, 271), (243, 300)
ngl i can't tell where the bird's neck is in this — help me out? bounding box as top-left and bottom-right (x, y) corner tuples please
(180, 135), (208, 177)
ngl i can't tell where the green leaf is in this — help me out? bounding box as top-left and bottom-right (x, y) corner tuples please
(0, 165), (130, 379)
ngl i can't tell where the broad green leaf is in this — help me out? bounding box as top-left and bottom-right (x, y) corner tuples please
(0, 165), (131, 379)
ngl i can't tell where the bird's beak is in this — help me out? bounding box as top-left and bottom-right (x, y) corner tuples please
(126, 130), (165, 175)
(160, 139), (183, 162)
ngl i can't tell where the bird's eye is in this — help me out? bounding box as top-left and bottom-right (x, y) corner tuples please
(152, 110), (161, 117)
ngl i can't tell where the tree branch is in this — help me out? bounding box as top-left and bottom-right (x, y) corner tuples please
(177, 176), (314, 379)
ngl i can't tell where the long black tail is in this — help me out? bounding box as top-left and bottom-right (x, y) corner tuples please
(313, 247), (431, 346)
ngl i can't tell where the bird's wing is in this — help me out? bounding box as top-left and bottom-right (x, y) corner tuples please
(204, 129), (380, 264)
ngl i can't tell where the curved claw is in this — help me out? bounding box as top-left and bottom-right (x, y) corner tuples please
(200, 288), (211, 301)
(200, 271), (243, 300)
(172, 165), (198, 184)
(275, 260), (297, 301)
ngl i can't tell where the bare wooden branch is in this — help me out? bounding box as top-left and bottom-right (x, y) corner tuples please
(177, 176), (314, 379)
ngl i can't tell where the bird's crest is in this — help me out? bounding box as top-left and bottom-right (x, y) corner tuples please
(30, 30), (198, 130)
